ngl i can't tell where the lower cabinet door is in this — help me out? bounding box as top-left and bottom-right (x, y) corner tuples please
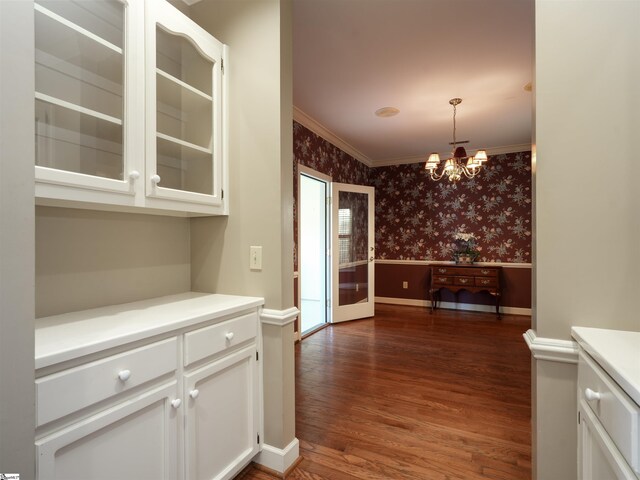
(36, 382), (179, 480)
(184, 344), (259, 480)
(579, 400), (637, 480)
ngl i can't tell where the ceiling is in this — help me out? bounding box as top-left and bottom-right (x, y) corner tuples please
(293, 0), (534, 166)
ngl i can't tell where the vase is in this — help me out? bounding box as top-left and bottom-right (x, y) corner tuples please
(455, 253), (475, 265)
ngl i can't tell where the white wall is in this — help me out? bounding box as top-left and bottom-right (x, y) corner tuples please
(189, 0), (296, 455)
(533, 1), (640, 478)
(0, 1), (35, 477)
(36, 207), (191, 318)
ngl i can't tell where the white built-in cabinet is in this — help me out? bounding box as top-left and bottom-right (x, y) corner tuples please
(35, 293), (263, 480)
(34, 0), (228, 216)
(573, 328), (640, 480)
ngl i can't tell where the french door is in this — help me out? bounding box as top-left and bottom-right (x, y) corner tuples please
(331, 183), (375, 323)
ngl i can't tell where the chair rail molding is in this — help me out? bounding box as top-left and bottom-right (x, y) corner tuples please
(260, 307), (299, 327)
(523, 329), (579, 364)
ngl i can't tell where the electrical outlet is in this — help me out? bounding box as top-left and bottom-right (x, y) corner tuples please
(402, 281), (409, 289)
(250, 246), (262, 270)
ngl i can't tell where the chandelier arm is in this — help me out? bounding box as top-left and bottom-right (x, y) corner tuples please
(429, 169), (447, 181)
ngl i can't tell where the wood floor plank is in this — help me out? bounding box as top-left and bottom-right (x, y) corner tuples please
(238, 304), (531, 479)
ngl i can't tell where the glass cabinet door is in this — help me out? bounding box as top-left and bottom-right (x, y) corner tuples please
(145, 0), (225, 208)
(34, 0), (143, 195)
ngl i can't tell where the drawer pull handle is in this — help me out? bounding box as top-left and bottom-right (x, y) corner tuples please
(460, 279), (468, 283)
(482, 270), (490, 274)
(585, 388), (601, 401)
(171, 398), (182, 409)
(118, 369), (131, 382)
(189, 389), (200, 400)
(225, 332), (234, 341)
(439, 268), (446, 273)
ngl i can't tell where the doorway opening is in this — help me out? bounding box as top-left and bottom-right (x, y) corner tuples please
(298, 167), (331, 335)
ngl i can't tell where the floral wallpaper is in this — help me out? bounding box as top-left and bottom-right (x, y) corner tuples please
(293, 120), (532, 267)
(372, 152), (532, 263)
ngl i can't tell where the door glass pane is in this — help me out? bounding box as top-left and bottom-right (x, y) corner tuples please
(338, 191), (369, 306)
(300, 175), (327, 333)
(156, 137), (212, 194)
(34, 0), (125, 180)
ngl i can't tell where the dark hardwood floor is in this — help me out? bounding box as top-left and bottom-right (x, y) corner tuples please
(238, 303), (532, 479)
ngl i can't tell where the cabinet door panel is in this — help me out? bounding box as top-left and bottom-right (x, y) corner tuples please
(579, 400), (637, 480)
(34, 0), (144, 198)
(36, 382), (179, 480)
(184, 345), (259, 480)
(145, 0), (225, 211)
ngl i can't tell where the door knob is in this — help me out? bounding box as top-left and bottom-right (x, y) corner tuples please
(150, 174), (161, 185)
(189, 389), (200, 400)
(171, 398), (182, 409)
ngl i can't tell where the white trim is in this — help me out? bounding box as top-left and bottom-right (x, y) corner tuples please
(374, 296), (531, 315)
(298, 163), (332, 183)
(372, 144), (532, 167)
(294, 107), (373, 167)
(523, 329), (579, 364)
(375, 259), (532, 268)
(254, 438), (300, 474)
(375, 296), (532, 316)
(260, 307), (299, 327)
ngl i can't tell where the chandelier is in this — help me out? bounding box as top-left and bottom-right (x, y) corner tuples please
(424, 98), (488, 182)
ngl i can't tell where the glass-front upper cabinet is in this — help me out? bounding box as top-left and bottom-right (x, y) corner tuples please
(145, 0), (227, 213)
(34, 0), (144, 200)
(34, 0), (228, 216)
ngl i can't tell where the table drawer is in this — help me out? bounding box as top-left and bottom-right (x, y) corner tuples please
(36, 337), (177, 427)
(184, 311), (258, 367)
(432, 275), (453, 285)
(475, 268), (498, 277)
(476, 277), (498, 288)
(433, 266), (456, 275)
(578, 351), (640, 473)
(454, 276), (475, 286)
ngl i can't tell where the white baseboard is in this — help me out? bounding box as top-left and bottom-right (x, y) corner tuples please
(255, 438), (300, 474)
(375, 296), (532, 316)
(523, 329), (579, 364)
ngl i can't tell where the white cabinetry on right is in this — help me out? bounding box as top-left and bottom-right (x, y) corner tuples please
(573, 327), (640, 480)
(34, 0), (228, 216)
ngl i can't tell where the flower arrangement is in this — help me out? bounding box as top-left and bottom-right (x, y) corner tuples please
(453, 232), (479, 264)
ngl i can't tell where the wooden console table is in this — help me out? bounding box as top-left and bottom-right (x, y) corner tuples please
(429, 264), (502, 318)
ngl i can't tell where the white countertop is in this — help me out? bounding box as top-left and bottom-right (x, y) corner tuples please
(36, 292), (264, 369)
(571, 326), (640, 406)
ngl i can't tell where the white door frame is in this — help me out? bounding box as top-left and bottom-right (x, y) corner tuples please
(297, 165), (332, 340)
(331, 182), (375, 323)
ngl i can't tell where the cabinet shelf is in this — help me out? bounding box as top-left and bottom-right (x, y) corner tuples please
(157, 69), (212, 102)
(36, 0), (123, 49)
(156, 70), (212, 150)
(36, 92), (122, 126)
(35, 4), (122, 68)
(35, 95), (123, 179)
(156, 132), (211, 155)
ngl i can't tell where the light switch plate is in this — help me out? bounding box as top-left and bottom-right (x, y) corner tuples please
(250, 246), (262, 270)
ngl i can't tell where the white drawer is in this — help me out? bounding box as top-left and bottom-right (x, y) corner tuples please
(578, 350), (640, 473)
(36, 337), (177, 427)
(184, 312), (257, 366)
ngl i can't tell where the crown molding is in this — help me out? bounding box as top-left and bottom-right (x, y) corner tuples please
(372, 143), (532, 168)
(293, 107), (373, 167)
